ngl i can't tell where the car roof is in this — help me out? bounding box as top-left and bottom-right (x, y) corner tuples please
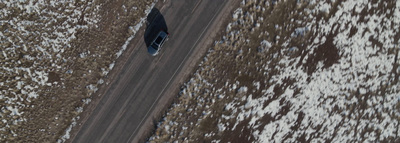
(153, 31), (168, 44)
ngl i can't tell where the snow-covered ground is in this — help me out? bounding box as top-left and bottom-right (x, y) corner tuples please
(1, 0), (100, 141)
(149, 0), (400, 142)
(1, 0), (155, 142)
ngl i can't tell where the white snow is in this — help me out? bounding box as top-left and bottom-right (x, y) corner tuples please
(149, 0), (400, 142)
(260, 40), (271, 48)
(251, 0), (400, 142)
(82, 98), (92, 104)
(253, 81), (260, 90)
(28, 92), (39, 99)
(6, 106), (23, 116)
(238, 86), (248, 93)
(232, 8), (243, 20)
(57, 118), (76, 143)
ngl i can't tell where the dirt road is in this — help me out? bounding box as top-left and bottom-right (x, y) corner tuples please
(69, 0), (239, 142)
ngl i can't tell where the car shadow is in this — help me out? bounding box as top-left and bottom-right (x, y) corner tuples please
(144, 8), (169, 47)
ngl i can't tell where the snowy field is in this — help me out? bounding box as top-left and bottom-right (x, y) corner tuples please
(0, 0), (154, 142)
(149, 0), (400, 142)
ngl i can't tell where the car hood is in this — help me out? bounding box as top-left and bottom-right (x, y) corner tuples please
(147, 46), (158, 56)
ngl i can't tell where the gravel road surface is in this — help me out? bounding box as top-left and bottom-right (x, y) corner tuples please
(70, 0), (238, 142)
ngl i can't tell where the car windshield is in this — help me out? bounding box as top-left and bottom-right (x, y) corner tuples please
(155, 36), (163, 44)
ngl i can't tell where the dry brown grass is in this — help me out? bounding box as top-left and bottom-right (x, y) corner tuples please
(1, 0), (154, 142)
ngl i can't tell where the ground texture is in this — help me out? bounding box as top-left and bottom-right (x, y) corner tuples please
(0, 0), (154, 142)
(149, 0), (400, 142)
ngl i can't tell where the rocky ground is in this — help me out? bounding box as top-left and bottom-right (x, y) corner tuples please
(149, 0), (400, 142)
(0, 0), (154, 142)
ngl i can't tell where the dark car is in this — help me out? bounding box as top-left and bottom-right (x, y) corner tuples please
(148, 31), (169, 56)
